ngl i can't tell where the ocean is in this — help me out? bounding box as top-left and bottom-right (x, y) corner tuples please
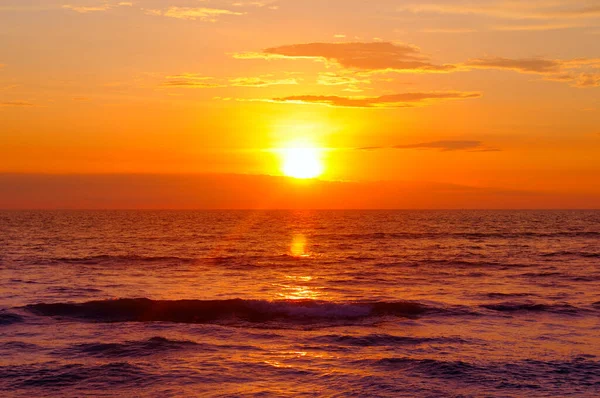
(1, 210), (599, 397)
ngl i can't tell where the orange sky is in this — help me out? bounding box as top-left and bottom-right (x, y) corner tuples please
(1, 0), (599, 208)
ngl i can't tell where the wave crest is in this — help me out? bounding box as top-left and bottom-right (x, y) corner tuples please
(25, 298), (433, 325)
(481, 301), (582, 315)
(0, 311), (24, 326)
(59, 337), (199, 358)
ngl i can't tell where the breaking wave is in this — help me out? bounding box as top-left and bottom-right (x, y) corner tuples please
(0, 311), (24, 326)
(25, 298), (437, 325)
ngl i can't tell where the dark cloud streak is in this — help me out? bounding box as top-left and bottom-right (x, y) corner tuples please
(358, 140), (500, 152)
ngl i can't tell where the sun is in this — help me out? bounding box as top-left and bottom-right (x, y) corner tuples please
(282, 146), (324, 179)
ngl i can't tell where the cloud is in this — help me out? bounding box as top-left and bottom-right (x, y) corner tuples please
(61, 2), (131, 13)
(491, 22), (590, 31)
(466, 57), (561, 73)
(1, 101), (34, 107)
(229, 76), (298, 87)
(146, 7), (244, 21)
(263, 91), (481, 108)
(236, 42), (599, 89)
(399, 1), (600, 20)
(238, 42), (456, 73)
(231, 1), (278, 9)
(546, 5), (600, 19)
(387, 140), (500, 152)
(357, 140), (500, 152)
(570, 72), (600, 87)
(162, 81), (225, 88)
(316, 72), (371, 92)
(543, 72), (600, 87)
(394, 140), (486, 151)
(400, 1), (600, 32)
(465, 56), (600, 87)
(62, 4), (112, 13)
(162, 74), (226, 88)
(0, 84), (19, 91)
(161, 73), (298, 88)
(421, 27), (478, 33)
(0, 5), (57, 12)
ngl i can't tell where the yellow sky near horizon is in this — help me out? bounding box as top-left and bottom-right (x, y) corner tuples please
(1, 0), (599, 204)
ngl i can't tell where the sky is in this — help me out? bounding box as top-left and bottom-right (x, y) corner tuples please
(1, 0), (599, 208)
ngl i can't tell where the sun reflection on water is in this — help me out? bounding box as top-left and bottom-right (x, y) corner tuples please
(273, 275), (323, 300)
(290, 233), (310, 257)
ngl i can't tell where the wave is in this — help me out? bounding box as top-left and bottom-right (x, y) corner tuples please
(481, 301), (583, 315)
(0, 341), (40, 351)
(317, 231), (600, 240)
(309, 334), (466, 347)
(30, 254), (315, 268)
(24, 250), (598, 270)
(519, 271), (563, 278)
(570, 276), (600, 282)
(36, 255), (197, 265)
(0, 311), (24, 326)
(22, 298), (593, 326)
(58, 336), (199, 358)
(0, 362), (155, 389)
(57, 337), (261, 359)
(366, 356), (600, 389)
(25, 298), (436, 325)
(483, 292), (535, 299)
(540, 251), (600, 258)
(373, 357), (478, 377)
(424, 259), (530, 268)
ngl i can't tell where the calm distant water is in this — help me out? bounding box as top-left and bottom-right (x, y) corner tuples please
(1, 210), (599, 397)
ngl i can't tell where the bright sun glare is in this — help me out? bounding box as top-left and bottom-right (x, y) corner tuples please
(282, 147), (324, 179)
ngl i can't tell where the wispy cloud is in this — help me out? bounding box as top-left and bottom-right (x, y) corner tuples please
(1, 101), (34, 107)
(316, 72), (371, 92)
(400, 1), (600, 32)
(399, 1), (600, 20)
(62, 1), (132, 14)
(231, 1), (279, 9)
(62, 5), (111, 13)
(0, 5), (57, 12)
(237, 40), (599, 88)
(229, 76), (298, 87)
(236, 42), (456, 73)
(466, 57), (561, 73)
(162, 74), (226, 88)
(359, 140), (500, 152)
(145, 7), (244, 21)
(161, 73), (298, 88)
(261, 91), (481, 108)
(465, 56), (600, 87)
(491, 22), (590, 31)
(421, 27), (478, 33)
(546, 72), (600, 87)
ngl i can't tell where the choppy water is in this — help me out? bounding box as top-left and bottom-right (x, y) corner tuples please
(1, 210), (599, 397)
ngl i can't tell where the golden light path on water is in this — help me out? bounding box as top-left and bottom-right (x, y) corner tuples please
(290, 234), (309, 258)
(271, 233), (324, 301)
